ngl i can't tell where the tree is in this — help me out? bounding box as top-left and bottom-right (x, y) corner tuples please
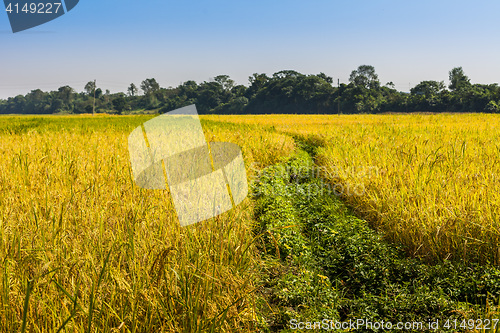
(127, 83), (138, 97)
(112, 96), (128, 115)
(246, 73), (270, 98)
(248, 73), (269, 86)
(317, 72), (333, 84)
(196, 81), (226, 113)
(57, 86), (74, 106)
(141, 78), (160, 95)
(272, 70), (302, 79)
(213, 75), (235, 91)
(4, 68), (500, 116)
(179, 80), (198, 99)
(27, 89), (44, 102)
(485, 100), (499, 113)
(95, 88), (103, 99)
(231, 85), (247, 97)
(411, 81), (445, 97)
(349, 65), (380, 89)
(84, 81), (96, 96)
(449, 67), (471, 91)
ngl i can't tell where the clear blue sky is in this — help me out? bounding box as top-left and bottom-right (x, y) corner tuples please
(1, 0), (499, 99)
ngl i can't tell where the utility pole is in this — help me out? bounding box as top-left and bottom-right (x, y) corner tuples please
(337, 79), (341, 114)
(92, 79), (96, 116)
(406, 83), (409, 113)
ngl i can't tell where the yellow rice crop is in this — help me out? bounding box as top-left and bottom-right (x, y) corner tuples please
(0, 115), (295, 332)
(221, 114), (500, 264)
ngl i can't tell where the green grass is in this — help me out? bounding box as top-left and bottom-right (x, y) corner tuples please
(252, 148), (500, 332)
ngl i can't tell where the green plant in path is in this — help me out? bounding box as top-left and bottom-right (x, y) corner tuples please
(253, 150), (500, 332)
(251, 151), (340, 331)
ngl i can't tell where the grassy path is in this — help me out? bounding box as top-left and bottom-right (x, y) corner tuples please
(252, 138), (500, 332)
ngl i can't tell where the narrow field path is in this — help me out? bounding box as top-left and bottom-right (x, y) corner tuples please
(252, 136), (500, 333)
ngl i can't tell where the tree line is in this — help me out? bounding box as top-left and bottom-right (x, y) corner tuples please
(1, 66), (499, 115)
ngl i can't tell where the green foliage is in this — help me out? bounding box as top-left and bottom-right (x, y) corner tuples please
(112, 96), (128, 114)
(2, 67), (500, 115)
(449, 66), (471, 92)
(253, 149), (500, 332)
(84, 81), (96, 96)
(411, 80), (445, 97)
(349, 65), (380, 90)
(127, 83), (138, 97)
(140, 78), (160, 95)
(252, 153), (340, 331)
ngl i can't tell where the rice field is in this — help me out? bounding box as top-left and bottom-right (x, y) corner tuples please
(219, 113), (500, 264)
(2, 113), (500, 332)
(0, 115), (295, 332)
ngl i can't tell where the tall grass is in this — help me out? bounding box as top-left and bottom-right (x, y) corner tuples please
(220, 114), (500, 264)
(0, 115), (295, 332)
